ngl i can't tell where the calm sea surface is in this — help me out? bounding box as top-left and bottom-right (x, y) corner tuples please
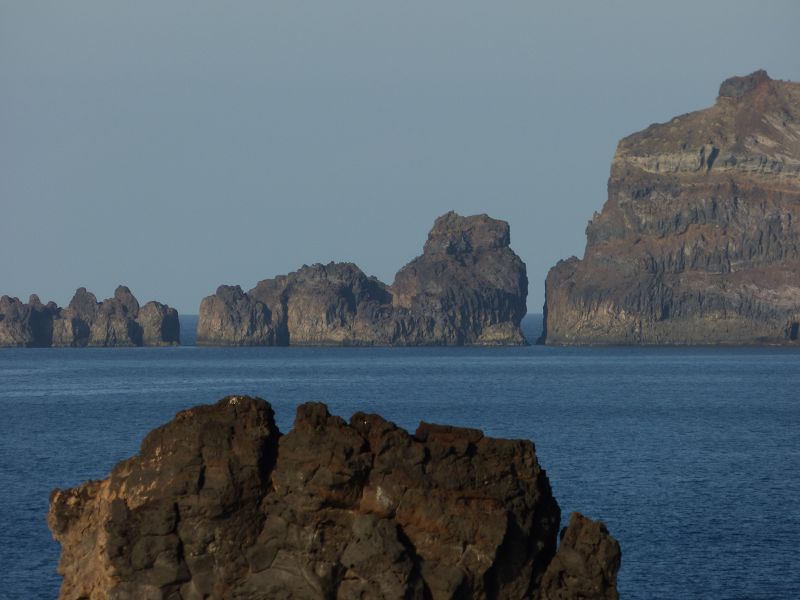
(1, 315), (798, 600)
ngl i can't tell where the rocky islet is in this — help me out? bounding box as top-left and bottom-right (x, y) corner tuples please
(197, 211), (528, 346)
(49, 395), (620, 599)
(0, 286), (180, 347)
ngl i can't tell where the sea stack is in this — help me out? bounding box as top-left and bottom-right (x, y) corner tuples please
(49, 396), (620, 599)
(543, 71), (800, 344)
(197, 211), (528, 346)
(0, 286), (180, 347)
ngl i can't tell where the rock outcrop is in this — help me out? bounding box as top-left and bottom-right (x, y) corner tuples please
(197, 212), (528, 346)
(196, 285), (273, 346)
(0, 286), (180, 347)
(0, 294), (57, 347)
(543, 71), (800, 344)
(49, 396), (620, 599)
(539, 513), (621, 600)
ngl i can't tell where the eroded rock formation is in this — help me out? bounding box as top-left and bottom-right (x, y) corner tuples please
(0, 286), (180, 347)
(197, 212), (528, 346)
(543, 71), (800, 344)
(49, 396), (620, 599)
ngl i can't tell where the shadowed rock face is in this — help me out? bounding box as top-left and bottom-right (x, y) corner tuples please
(0, 295), (54, 347)
(543, 71), (800, 345)
(48, 396), (620, 600)
(197, 212), (528, 346)
(0, 286), (180, 347)
(195, 285), (273, 346)
(539, 513), (621, 600)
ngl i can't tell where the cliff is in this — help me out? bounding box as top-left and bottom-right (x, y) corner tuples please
(197, 212), (528, 346)
(543, 70), (800, 344)
(0, 286), (180, 347)
(49, 396), (620, 599)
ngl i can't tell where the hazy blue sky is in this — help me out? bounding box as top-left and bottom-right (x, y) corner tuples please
(2, 1), (798, 313)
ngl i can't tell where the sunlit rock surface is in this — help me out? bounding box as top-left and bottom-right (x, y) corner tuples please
(0, 286), (179, 347)
(49, 396), (619, 599)
(198, 211), (528, 346)
(543, 71), (800, 345)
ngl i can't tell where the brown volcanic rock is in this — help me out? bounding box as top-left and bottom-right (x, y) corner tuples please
(49, 396), (278, 600)
(197, 212), (528, 346)
(543, 71), (800, 345)
(1, 286), (180, 347)
(48, 396), (619, 599)
(538, 513), (621, 600)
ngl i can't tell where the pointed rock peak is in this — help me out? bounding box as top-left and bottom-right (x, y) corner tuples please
(215, 284), (246, 299)
(113, 285), (140, 316)
(68, 287), (99, 317)
(0, 295), (23, 310)
(424, 211), (511, 256)
(114, 285), (133, 298)
(718, 69), (771, 100)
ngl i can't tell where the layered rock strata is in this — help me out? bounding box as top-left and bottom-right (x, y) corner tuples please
(0, 286), (179, 347)
(197, 211), (528, 346)
(49, 395), (620, 599)
(543, 70), (800, 344)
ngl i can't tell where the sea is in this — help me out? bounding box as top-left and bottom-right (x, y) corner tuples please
(1, 314), (798, 600)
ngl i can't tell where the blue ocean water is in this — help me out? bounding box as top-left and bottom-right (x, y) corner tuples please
(1, 315), (799, 600)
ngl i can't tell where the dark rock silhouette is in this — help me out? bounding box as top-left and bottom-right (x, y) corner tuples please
(198, 211), (528, 346)
(543, 71), (800, 344)
(0, 286), (180, 347)
(49, 396), (620, 599)
(539, 513), (621, 600)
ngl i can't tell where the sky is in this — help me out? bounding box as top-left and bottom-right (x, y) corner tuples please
(2, 1), (798, 314)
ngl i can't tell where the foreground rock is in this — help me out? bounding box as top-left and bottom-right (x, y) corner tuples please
(48, 396), (620, 599)
(198, 211), (528, 346)
(0, 286), (180, 347)
(543, 70), (800, 345)
(539, 513), (621, 600)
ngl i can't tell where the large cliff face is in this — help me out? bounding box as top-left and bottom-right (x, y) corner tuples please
(49, 396), (620, 600)
(544, 71), (800, 345)
(197, 212), (528, 346)
(0, 286), (180, 347)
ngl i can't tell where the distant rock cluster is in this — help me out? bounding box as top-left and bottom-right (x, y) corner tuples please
(197, 211), (529, 346)
(49, 396), (620, 599)
(11, 72), (800, 348)
(543, 71), (800, 345)
(0, 286), (179, 347)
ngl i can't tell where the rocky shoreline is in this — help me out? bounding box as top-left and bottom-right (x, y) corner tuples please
(0, 286), (179, 347)
(49, 396), (620, 599)
(197, 211), (529, 346)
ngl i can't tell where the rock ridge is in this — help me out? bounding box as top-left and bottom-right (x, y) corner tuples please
(0, 286), (180, 347)
(543, 70), (800, 345)
(197, 211), (528, 346)
(48, 395), (620, 599)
